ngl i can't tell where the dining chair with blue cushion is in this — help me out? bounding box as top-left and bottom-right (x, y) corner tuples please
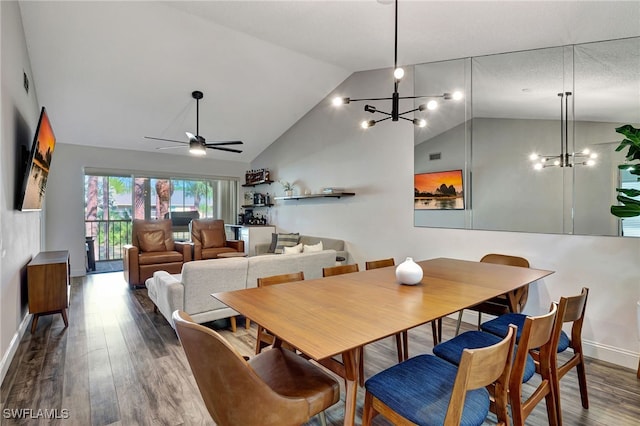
(455, 253), (531, 335)
(362, 325), (517, 426)
(433, 330), (537, 383)
(437, 304), (560, 426)
(481, 288), (589, 425)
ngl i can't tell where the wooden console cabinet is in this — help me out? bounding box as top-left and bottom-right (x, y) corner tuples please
(27, 250), (70, 333)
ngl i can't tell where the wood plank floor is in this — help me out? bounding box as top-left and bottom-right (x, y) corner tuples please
(1, 272), (639, 425)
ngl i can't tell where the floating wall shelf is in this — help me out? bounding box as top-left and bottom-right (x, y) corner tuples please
(242, 179), (273, 188)
(274, 192), (355, 201)
(241, 203), (274, 208)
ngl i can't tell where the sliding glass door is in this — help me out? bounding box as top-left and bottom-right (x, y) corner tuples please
(84, 172), (238, 265)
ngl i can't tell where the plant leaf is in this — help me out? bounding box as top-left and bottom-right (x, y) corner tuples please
(617, 195), (640, 206)
(611, 204), (640, 218)
(616, 124), (640, 145)
(615, 188), (640, 197)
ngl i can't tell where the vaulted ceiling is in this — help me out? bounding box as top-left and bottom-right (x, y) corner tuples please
(19, 1), (640, 162)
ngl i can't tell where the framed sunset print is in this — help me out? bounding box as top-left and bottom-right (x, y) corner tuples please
(414, 169), (464, 210)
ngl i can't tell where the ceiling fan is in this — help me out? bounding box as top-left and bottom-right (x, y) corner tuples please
(145, 90), (243, 155)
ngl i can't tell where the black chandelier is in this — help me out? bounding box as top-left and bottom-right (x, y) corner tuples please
(529, 92), (597, 169)
(332, 0), (462, 129)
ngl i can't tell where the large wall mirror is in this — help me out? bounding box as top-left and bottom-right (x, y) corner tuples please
(414, 37), (640, 237)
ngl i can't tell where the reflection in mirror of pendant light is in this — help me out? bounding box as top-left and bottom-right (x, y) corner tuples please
(530, 92), (598, 170)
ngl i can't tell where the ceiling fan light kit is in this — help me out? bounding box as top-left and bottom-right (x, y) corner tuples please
(144, 90), (243, 155)
(332, 0), (463, 130)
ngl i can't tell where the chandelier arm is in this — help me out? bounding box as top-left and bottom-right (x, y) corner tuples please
(349, 97), (394, 102)
(372, 110), (393, 117)
(376, 117), (392, 124)
(399, 94), (446, 100)
(399, 107), (422, 115)
(398, 116), (415, 123)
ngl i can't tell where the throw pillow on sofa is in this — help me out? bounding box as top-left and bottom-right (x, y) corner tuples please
(138, 230), (166, 252)
(283, 243), (303, 255)
(274, 233), (300, 254)
(303, 241), (323, 253)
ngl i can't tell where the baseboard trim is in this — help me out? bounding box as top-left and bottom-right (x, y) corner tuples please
(0, 313), (31, 385)
(453, 312), (640, 371)
(583, 339), (639, 370)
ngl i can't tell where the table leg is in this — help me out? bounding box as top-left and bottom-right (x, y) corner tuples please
(30, 314), (39, 334)
(61, 309), (69, 328)
(341, 347), (360, 426)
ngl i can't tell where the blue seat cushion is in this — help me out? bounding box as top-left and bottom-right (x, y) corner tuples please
(365, 354), (489, 426)
(481, 313), (526, 339)
(433, 331), (535, 383)
(481, 313), (571, 353)
(557, 330), (570, 352)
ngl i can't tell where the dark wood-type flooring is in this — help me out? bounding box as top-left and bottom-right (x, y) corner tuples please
(1, 272), (639, 425)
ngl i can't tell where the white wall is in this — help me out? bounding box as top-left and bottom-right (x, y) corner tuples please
(45, 144), (249, 276)
(252, 67), (640, 370)
(0, 0), (43, 383)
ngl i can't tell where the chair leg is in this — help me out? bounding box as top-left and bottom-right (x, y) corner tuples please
(230, 316), (237, 333)
(576, 353), (589, 409)
(359, 348), (365, 388)
(402, 330), (408, 361)
(396, 333), (404, 363)
(431, 320), (439, 345)
(477, 312), (482, 330)
(362, 391), (376, 426)
(255, 326), (264, 354)
(455, 310), (463, 335)
(245, 318), (251, 329)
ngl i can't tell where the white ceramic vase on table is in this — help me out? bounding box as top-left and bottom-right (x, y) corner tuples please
(395, 257), (423, 285)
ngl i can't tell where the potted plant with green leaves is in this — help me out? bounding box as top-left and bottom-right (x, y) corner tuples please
(611, 124), (640, 219)
(280, 180), (295, 197)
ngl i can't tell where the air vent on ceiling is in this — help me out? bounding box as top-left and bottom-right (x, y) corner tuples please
(429, 152), (441, 161)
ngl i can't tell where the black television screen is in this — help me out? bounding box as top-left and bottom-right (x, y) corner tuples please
(17, 107), (56, 211)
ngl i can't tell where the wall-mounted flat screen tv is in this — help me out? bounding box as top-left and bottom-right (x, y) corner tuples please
(17, 107), (56, 211)
(414, 169), (465, 210)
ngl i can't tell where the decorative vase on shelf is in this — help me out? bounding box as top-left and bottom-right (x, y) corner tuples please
(285, 190), (293, 197)
(395, 257), (423, 285)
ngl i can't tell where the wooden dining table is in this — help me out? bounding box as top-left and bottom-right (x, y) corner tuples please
(213, 257), (554, 426)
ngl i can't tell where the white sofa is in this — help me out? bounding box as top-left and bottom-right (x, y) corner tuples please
(146, 249), (337, 328)
(255, 234), (348, 264)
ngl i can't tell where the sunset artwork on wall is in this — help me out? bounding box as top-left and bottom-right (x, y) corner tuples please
(414, 170), (464, 210)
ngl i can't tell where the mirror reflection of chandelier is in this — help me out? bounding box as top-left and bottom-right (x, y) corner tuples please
(529, 92), (598, 169)
(331, 0), (463, 129)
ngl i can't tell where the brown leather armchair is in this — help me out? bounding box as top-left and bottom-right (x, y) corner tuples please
(123, 219), (192, 288)
(190, 219), (244, 260)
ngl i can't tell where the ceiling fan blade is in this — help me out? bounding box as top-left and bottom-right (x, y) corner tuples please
(145, 136), (187, 144)
(156, 145), (189, 150)
(208, 146), (243, 153)
(204, 141), (244, 146)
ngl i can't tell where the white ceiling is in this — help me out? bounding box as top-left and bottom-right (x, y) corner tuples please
(19, 1), (640, 162)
